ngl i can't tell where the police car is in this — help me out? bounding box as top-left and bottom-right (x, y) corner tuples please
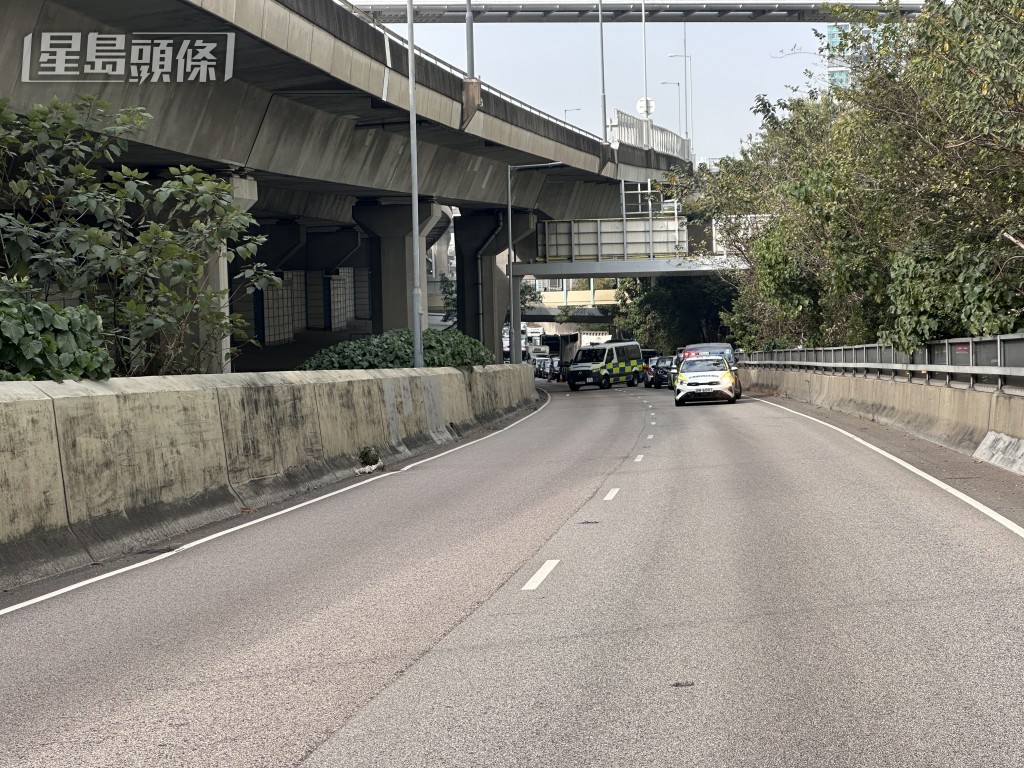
(673, 354), (738, 406)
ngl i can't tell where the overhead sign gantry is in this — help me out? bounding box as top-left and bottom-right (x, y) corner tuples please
(353, 0), (924, 25)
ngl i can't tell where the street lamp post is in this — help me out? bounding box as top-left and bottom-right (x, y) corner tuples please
(563, 107), (581, 123)
(668, 54), (691, 140)
(598, 0), (608, 140)
(660, 81), (681, 136)
(641, 0), (650, 149)
(407, 0), (423, 367)
(507, 161), (563, 365)
(669, 51), (694, 145)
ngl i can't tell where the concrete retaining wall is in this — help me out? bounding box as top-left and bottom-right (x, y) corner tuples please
(741, 368), (1024, 458)
(0, 365), (536, 591)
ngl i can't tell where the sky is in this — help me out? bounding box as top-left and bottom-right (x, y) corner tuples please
(398, 19), (831, 163)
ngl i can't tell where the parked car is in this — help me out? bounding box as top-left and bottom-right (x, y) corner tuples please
(640, 348), (662, 364)
(642, 356), (660, 387)
(674, 355), (738, 406)
(546, 356), (563, 382)
(644, 356), (673, 388)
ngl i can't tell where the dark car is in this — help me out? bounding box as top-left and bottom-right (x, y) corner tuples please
(644, 356), (674, 388)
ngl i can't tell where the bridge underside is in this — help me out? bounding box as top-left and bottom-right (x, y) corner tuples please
(5, 0), (691, 370)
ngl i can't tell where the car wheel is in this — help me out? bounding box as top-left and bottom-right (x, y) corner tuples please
(644, 380), (652, 388)
(727, 392), (737, 404)
(627, 373), (639, 388)
(654, 381), (661, 389)
(675, 396), (684, 407)
(568, 381), (580, 391)
(600, 375), (611, 390)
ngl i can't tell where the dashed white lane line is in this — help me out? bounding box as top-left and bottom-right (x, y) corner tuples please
(635, 455), (644, 462)
(753, 397), (1024, 541)
(604, 488), (620, 501)
(522, 560), (560, 591)
(647, 434), (654, 440)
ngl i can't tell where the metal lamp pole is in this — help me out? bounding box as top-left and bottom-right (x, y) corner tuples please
(641, 0), (650, 148)
(507, 161), (563, 365)
(661, 81), (681, 136)
(598, 0), (608, 140)
(668, 54), (691, 140)
(564, 107), (581, 123)
(407, 0), (423, 366)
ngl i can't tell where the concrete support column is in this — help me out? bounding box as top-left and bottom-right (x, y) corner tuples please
(454, 211), (506, 360)
(507, 212), (538, 364)
(353, 202), (441, 333)
(207, 174), (257, 373)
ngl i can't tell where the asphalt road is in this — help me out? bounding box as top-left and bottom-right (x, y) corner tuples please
(3, 382), (1024, 767)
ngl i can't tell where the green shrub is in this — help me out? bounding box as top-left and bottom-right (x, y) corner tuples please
(298, 328), (494, 370)
(0, 298), (114, 381)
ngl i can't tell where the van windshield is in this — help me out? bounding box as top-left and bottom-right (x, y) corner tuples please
(575, 348), (606, 363)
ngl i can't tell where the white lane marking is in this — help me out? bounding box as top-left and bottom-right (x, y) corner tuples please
(752, 397), (1024, 540)
(604, 488), (619, 501)
(1, 391), (555, 617)
(647, 434), (654, 440)
(635, 455), (644, 462)
(522, 559), (560, 591)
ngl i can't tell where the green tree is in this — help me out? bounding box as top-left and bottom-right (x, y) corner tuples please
(520, 280), (542, 313)
(439, 273), (457, 322)
(656, 0), (1024, 352)
(615, 276), (737, 353)
(0, 95), (277, 379)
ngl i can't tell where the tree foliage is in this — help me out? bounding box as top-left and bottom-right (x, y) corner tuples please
(657, 0), (1024, 352)
(0, 95), (277, 379)
(614, 276), (737, 353)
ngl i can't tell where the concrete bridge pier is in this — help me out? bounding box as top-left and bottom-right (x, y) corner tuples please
(207, 175), (258, 373)
(454, 210), (538, 362)
(454, 211), (506, 360)
(354, 202), (442, 335)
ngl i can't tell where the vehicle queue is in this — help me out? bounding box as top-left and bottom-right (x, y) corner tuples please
(533, 341), (743, 406)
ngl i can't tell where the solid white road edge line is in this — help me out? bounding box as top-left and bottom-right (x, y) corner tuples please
(752, 397), (1024, 540)
(521, 560), (560, 591)
(1, 390), (554, 617)
(603, 488), (620, 501)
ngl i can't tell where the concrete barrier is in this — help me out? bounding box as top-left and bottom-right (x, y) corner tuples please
(0, 383), (86, 586)
(35, 376), (241, 566)
(741, 368), (1022, 461)
(0, 365), (537, 591)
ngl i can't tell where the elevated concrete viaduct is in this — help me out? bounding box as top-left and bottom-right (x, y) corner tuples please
(3, 0), (686, 368)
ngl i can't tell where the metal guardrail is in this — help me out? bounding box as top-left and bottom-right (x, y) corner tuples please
(741, 334), (1024, 393)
